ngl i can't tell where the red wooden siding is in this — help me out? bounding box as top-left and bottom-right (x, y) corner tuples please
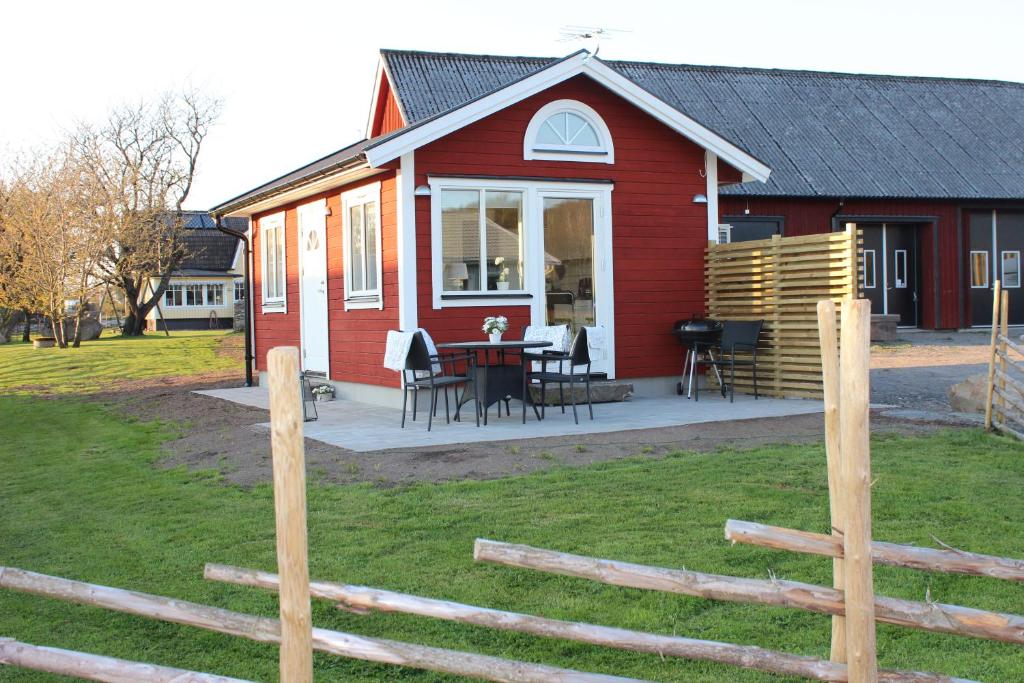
(370, 75), (405, 138)
(413, 75), (720, 379)
(720, 196), (961, 329)
(251, 172), (400, 387)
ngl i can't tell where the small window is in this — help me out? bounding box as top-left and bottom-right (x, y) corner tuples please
(524, 99), (614, 163)
(862, 250), (876, 289)
(342, 183), (382, 308)
(1002, 251), (1021, 288)
(185, 284), (204, 306)
(970, 251), (989, 289)
(893, 249), (908, 289)
(164, 284), (182, 307)
(260, 213), (286, 311)
(440, 188), (524, 294)
(206, 284), (224, 306)
(234, 281), (246, 301)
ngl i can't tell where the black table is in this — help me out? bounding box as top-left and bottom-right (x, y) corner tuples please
(437, 340), (553, 424)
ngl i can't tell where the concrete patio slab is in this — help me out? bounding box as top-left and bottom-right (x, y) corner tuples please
(194, 387), (824, 453)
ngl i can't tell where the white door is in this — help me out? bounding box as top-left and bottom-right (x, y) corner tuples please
(533, 187), (615, 377)
(298, 200), (329, 375)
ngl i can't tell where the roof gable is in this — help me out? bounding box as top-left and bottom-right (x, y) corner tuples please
(382, 50), (1024, 200)
(370, 50), (771, 183)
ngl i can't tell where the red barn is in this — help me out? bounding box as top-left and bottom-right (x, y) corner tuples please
(212, 49), (1024, 406)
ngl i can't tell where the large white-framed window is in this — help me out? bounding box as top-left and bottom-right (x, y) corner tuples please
(970, 250), (989, 289)
(164, 284), (183, 307)
(1002, 250), (1021, 288)
(523, 99), (614, 164)
(163, 282), (228, 307)
(436, 185), (526, 301)
(341, 182), (383, 310)
(259, 212), (287, 313)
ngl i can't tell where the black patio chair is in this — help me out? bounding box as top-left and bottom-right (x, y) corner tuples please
(522, 326), (593, 424)
(693, 320), (763, 403)
(401, 332), (478, 431)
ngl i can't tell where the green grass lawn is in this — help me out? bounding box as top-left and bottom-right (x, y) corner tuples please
(0, 330), (239, 394)
(1, 335), (1023, 681)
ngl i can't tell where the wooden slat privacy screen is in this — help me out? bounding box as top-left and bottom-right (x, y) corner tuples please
(705, 227), (861, 398)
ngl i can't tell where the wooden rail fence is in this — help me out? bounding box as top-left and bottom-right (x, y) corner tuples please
(5, 303), (1024, 682)
(705, 225), (861, 398)
(984, 280), (1024, 439)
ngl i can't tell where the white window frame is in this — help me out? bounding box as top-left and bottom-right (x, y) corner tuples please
(206, 283), (225, 306)
(862, 249), (876, 289)
(523, 99), (615, 164)
(341, 182), (383, 310)
(259, 211), (287, 313)
(970, 250), (990, 289)
(233, 280), (246, 302)
(164, 284), (183, 307)
(893, 249), (908, 289)
(1002, 250), (1021, 289)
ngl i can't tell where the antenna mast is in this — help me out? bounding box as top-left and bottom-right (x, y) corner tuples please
(556, 25), (630, 58)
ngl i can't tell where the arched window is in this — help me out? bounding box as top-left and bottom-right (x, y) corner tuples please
(524, 100), (614, 163)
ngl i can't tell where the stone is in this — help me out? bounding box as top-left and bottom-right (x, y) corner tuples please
(870, 314), (900, 342)
(528, 380), (633, 405)
(947, 373), (989, 414)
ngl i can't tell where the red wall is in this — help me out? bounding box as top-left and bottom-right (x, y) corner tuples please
(719, 196), (961, 329)
(370, 77), (405, 138)
(251, 172), (400, 386)
(413, 75), (714, 379)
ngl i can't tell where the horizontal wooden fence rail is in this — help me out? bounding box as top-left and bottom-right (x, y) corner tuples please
(0, 637), (252, 683)
(0, 567), (645, 683)
(474, 539), (1024, 645)
(705, 227), (861, 398)
(204, 563), (969, 683)
(724, 520), (1024, 582)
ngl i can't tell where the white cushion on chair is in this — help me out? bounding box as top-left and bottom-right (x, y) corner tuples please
(524, 325), (570, 373)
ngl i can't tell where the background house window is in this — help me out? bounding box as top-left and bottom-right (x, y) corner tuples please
(342, 183), (382, 305)
(1002, 251), (1021, 288)
(524, 99), (614, 163)
(234, 281), (245, 301)
(441, 188), (524, 293)
(185, 284), (204, 306)
(260, 213), (286, 310)
(206, 284), (224, 306)
(164, 284), (182, 307)
(971, 251), (989, 289)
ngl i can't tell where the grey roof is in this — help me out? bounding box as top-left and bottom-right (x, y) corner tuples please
(211, 139), (372, 214)
(180, 228), (241, 273)
(381, 49), (1024, 200)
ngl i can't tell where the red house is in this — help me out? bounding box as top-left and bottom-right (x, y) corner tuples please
(212, 49), (1024, 405)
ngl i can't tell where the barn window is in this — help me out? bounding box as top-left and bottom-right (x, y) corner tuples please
(862, 250), (876, 289)
(524, 100), (614, 163)
(970, 251), (989, 289)
(1002, 251), (1021, 288)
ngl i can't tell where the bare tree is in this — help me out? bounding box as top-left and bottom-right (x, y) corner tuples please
(77, 90), (221, 336)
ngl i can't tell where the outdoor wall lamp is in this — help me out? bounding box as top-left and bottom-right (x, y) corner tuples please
(414, 185), (432, 196)
(692, 193), (708, 204)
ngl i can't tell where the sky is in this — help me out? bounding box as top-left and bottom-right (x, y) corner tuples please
(3, 0), (1023, 210)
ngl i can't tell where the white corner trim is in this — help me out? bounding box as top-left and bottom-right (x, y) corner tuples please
(705, 150), (719, 243)
(341, 181), (384, 310)
(523, 99), (614, 164)
(259, 211), (287, 314)
(396, 152), (418, 329)
(365, 53), (771, 183)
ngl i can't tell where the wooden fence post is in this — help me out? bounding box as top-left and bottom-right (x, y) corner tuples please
(985, 280), (1002, 430)
(816, 300), (845, 663)
(999, 289), (1009, 427)
(267, 347), (314, 683)
(838, 299), (877, 682)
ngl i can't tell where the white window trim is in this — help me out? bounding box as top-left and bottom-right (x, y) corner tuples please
(523, 99), (614, 164)
(1002, 250), (1021, 289)
(862, 249), (877, 289)
(260, 211), (287, 314)
(341, 182), (384, 310)
(163, 281), (227, 308)
(970, 250), (989, 289)
(893, 249), (908, 289)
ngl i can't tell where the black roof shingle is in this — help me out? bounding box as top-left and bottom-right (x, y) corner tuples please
(382, 49), (1024, 200)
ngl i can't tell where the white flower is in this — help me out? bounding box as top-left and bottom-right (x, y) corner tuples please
(494, 256), (505, 266)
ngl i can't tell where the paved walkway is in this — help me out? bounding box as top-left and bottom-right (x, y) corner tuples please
(195, 386), (824, 452)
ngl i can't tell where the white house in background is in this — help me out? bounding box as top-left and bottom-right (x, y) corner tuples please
(145, 212), (249, 331)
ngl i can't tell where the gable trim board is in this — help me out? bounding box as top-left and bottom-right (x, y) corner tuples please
(363, 51), (771, 184)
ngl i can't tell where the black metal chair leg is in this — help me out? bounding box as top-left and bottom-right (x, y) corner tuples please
(570, 375), (579, 424)
(586, 376), (594, 420)
(540, 382), (547, 420)
(428, 387), (437, 431)
(444, 386), (451, 424)
(753, 361), (758, 399)
(559, 383), (565, 413)
(401, 386), (409, 428)
(729, 359), (736, 403)
(412, 388), (418, 421)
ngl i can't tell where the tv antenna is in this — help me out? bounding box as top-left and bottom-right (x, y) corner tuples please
(557, 25), (630, 58)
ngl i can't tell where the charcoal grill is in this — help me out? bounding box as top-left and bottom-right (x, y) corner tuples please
(672, 318), (723, 396)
